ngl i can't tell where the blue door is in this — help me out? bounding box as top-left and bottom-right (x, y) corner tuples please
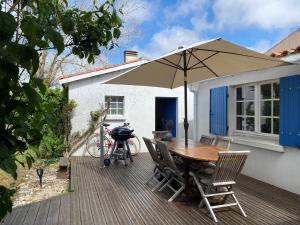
(155, 97), (177, 137)
(210, 86), (228, 136)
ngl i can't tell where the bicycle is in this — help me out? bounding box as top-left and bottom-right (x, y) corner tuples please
(86, 122), (141, 158)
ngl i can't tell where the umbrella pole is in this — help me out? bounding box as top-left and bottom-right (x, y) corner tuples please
(183, 51), (189, 147)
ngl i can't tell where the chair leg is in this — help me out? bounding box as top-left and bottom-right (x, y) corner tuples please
(199, 199), (205, 208)
(145, 172), (157, 185)
(158, 177), (173, 192)
(168, 184), (185, 202)
(232, 193), (247, 217)
(152, 176), (168, 192)
(203, 196), (218, 223)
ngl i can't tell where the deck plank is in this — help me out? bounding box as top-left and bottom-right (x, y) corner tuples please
(2, 153), (300, 225)
(23, 202), (40, 225)
(58, 194), (70, 225)
(45, 196), (60, 225)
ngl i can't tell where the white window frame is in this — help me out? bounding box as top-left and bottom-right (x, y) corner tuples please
(105, 96), (125, 116)
(234, 79), (279, 137)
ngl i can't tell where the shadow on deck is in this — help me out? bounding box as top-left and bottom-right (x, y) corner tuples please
(1, 153), (300, 225)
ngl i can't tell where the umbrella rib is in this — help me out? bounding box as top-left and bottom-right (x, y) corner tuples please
(158, 58), (184, 70)
(187, 49), (193, 66)
(189, 65), (206, 70)
(193, 48), (283, 63)
(187, 51), (219, 70)
(190, 51), (219, 77)
(156, 60), (181, 69)
(171, 54), (183, 88)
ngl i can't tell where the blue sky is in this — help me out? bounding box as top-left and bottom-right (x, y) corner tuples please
(106, 0), (300, 64)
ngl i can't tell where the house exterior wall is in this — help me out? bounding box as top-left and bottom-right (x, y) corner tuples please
(192, 62), (300, 195)
(67, 71), (194, 156)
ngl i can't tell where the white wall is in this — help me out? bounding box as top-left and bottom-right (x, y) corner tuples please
(67, 72), (194, 156)
(193, 63), (300, 195)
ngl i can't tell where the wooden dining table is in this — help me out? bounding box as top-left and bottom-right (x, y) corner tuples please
(166, 138), (225, 195)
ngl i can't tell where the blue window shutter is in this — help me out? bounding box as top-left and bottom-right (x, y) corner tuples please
(279, 74), (300, 147)
(210, 86), (228, 136)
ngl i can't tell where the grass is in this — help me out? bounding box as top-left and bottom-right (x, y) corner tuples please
(63, 182), (73, 193)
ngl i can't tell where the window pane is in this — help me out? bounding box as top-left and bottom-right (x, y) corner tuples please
(246, 117), (255, 131)
(118, 102), (123, 108)
(261, 118), (272, 133)
(236, 102), (244, 115)
(111, 109), (117, 114)
(245, 101), (255, 116)
(111, 103), (117, 108)
(111, 96), (118, 102)
(273, 118), (279, 134)
(261, 101), (271, 116)
(273, 83), (279, 99)
(117, 109), (123, 115)
(245, 86), (255, 100)
(273, 100), (279, 117)
(236, 117), (243, 130)
(236, 87), (243, 100)
(105, 96), (110, 103)
(261, 84), (271, 99)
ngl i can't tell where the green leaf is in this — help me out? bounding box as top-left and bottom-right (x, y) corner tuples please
(0, 157), (17, 179)
(47, 28), (64, 55)
(6, 43), (39, 74)
(0, 185), (15, 220)
(32, 78), (47, 95)
(20, 16), (42, 44)
(113, 28), (121, 39)
(0, 11), (17, 42)
(61, 16), (74, 34)
(22, 83), (42, 108)
(25, 156), (33, 169)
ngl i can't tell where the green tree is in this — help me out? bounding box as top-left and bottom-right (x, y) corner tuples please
(0, 0), (122, 219)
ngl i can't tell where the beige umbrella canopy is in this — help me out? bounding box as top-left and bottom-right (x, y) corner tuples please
(106, 38), (288, 146)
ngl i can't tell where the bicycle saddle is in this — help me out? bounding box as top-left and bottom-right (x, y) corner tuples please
(102, 123), (110, 127)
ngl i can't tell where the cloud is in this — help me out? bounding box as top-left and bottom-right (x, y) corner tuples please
(121, 0), (158, 24)
(133, 26), (202, 59)
(247, 40), (274, 53)
(212, 0), (300, 29)
(164, 0), (208, 20)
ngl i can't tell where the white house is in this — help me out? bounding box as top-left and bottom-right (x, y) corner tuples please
(191, 29), (300, 195)
(59, 51), (194, 156)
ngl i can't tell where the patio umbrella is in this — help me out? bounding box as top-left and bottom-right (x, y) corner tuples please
(106, 38), (288, 147)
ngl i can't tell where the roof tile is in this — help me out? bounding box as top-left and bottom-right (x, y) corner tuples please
(59, 58), (142, 80)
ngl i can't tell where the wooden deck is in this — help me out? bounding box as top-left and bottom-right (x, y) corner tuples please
(2, 153), (300, 225)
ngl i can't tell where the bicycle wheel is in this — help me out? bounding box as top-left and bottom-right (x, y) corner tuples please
(86, 134), (111, 157)
(127, 135), (141, 156)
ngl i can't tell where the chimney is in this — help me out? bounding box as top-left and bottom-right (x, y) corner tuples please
(124, 50), (139, 63)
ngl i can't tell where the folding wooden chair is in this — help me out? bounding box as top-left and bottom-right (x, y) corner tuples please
(156, 140), (185, 202)
(200, 135), (216, 145)
(143, 137), (168, 192)
(189, 151), (250, 223)
(214, 136), (232, 150)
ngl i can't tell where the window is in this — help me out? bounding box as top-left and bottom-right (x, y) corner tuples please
(260, 82), (279, 134)
(235, 81), (279, 135)
(105, 96), (124, 116)
(236, 85), (255, 131)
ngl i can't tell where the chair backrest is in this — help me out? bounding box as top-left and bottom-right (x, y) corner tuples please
(155, 140), (180, 174)
(143, 137), (161, 165)
(214, 136), (232, 150)
(208, 151), (250, 190)
(200, 135), (215, 145)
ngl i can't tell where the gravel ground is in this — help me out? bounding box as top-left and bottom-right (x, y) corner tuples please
(12, 163), (69, 207)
